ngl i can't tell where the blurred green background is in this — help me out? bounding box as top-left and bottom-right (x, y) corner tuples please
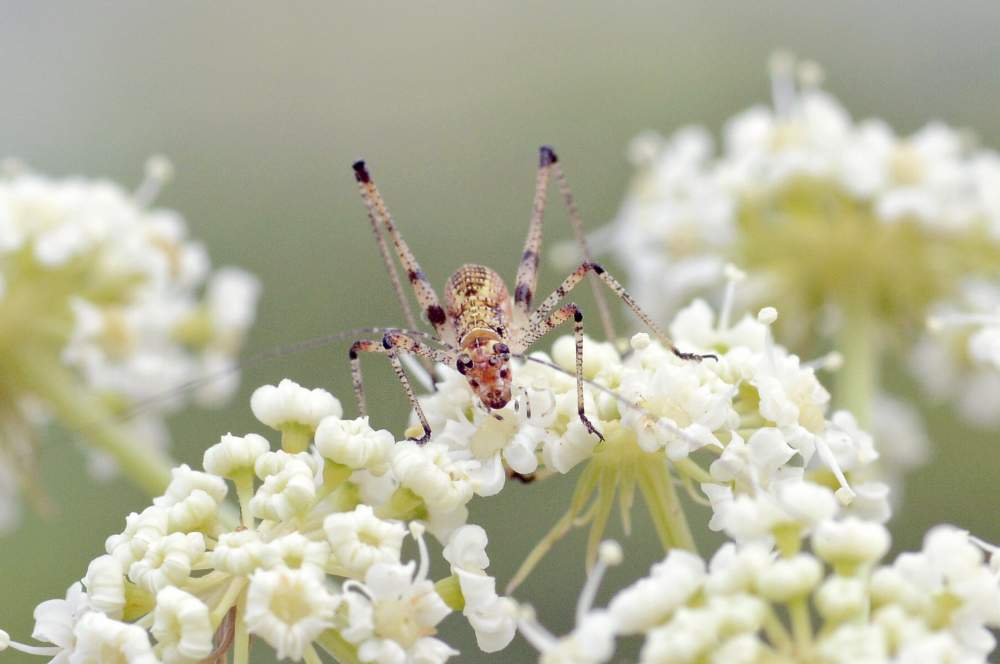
(2, 2), (999, 661)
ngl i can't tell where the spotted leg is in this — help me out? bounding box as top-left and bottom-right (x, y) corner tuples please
(513, 303), (604, 441)
(530, 262), (717, 362)
(512, 146), (616, 342)
(353, 161), (452, 344)
(349, 331), (456, 444)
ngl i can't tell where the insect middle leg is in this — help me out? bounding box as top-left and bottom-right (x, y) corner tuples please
(353, 161), (452, 343)
(529, 262), (717, 362)
(349, 331), (455, 444)
(513, 302), (604, 441)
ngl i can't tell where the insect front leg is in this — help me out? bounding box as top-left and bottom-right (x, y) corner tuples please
(531, 261), (717, 362)
(514, 302), (604, 442)
(349, 331), (455, 445)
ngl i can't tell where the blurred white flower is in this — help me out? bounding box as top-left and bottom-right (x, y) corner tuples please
(0, 158), (259, 532)
(602, 53), (1000, 478)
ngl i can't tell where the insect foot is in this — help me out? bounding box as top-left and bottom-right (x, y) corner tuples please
(409, 427), (432, 446)
(578, 409), (605, 442)
(673, 349), (719, 362)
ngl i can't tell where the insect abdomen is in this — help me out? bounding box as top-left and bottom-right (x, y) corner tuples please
(444, 264), (511, 340)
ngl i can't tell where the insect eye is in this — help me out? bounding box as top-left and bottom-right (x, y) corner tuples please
(456, 354), (473, 375)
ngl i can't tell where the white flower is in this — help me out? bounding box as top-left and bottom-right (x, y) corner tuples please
(390, 442), (475, 512)
(212, 529), (274, 576)
(537, 610), (616, 664)
(755, 554), (823, 602)
(265, 532), (330, 576)
(31, 582), (89, 660)
(245, 565), (339, 661)
(812, 517), (891, 569)
(105, 506), (169, 568)
(816, 623), (887, 664)
(324, 505), (406, 580)
(83, 555), (125, 619)
(203, 432), (270, 479)
(609, 550), (705, 635)
(251, 379), (342, 432)
(71, 611), (158, 664)
(153, 464), (228, 532)
(151, 587), (213, 663)
(709, 428), (796, 490)
(315, 416), (394, 474)
(341, 524), (455, 664)
(250, 451), (318, 521)
(815, 576), (868, 621)
(127, 531), (206, 593)
(442, 525), (516, 653)
(639, 605), (722, 664)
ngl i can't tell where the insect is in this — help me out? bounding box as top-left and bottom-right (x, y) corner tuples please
(349, 146), (714, 444)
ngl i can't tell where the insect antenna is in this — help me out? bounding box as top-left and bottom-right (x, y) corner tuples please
(77, 326), (446, 435)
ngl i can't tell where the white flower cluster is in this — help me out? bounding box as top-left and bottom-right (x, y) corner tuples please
(3, 316), (998, 661)
(602, 53), (1000, 440)
(0, 159), (259, 528)
(914, 280), (1000, 427)
(524, 522), (1000, 664)
(610, 56), (1000, 317)
(413, 296), (888, 583)
(1, 378), (516, 663)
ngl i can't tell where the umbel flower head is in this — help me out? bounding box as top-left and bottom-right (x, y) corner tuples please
(520, 525), (1000, 664)
(0, 158), (260, 532)
(600, 52), (1000, 439)
(2, 324), (998, 662)
(411, 292), (890, 589)
(1, 377), (518, 664)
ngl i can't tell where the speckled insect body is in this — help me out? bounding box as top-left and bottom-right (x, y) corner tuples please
(349, 147), (711, 444)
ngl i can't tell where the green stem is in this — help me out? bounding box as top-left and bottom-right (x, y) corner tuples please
(762, 607), (793, 653)
(232, 588), (250, 664)
(303, 646), (323, 664)
(834, 304), (878, 429)
(233, 471), (255, 529)
(281, 424), (312, 454)
(210, 577), (247, 627)
(788, 597), (814, 657)
(317, 629), (362, 664)
(637, 459), (696, 553)
(375, 487), (427, 522)
(9, 352), (172, 495)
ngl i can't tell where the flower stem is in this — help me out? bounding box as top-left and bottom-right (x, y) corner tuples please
(9, 351), (172, 495)
(317, 629), (362, 664)
(834, 303), (878, 429)
(788, 597), (814, 657)
(232, 589), (250, 664)
(637, 459), (696, 553)
(233, 472), (255, 529)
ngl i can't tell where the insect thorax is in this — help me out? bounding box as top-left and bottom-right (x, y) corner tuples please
(445, 264), (512, 342)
